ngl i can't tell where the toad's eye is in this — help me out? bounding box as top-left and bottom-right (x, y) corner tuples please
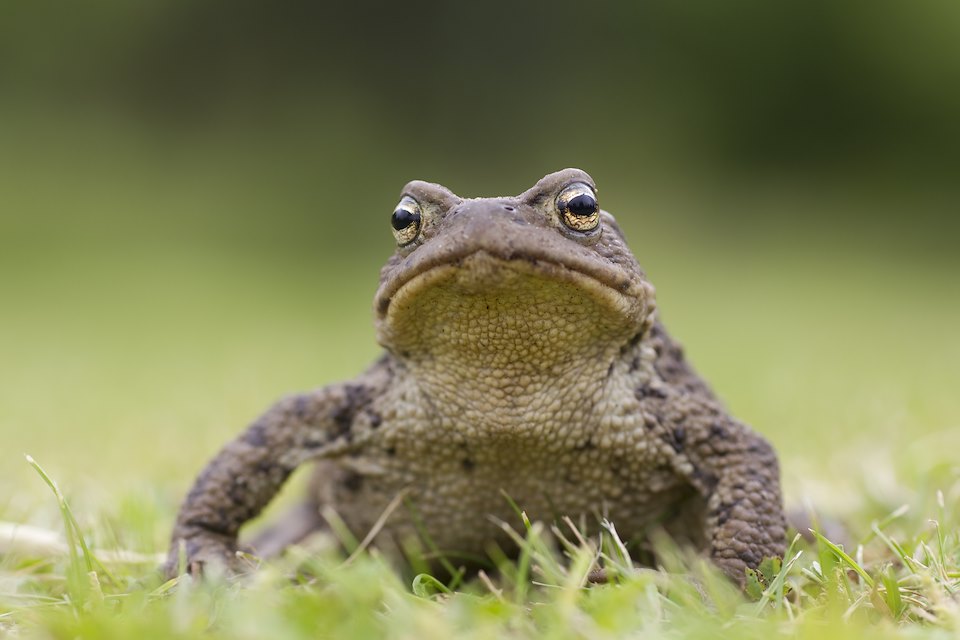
(391, 196), (422, 245)
(556, 183), (600, 232)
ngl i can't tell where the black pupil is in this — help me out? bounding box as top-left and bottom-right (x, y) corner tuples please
(391, 207), (419, 230)
(566, 193), (597, 217)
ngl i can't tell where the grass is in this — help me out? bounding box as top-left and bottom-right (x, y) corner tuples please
(1, 455), (958, 639)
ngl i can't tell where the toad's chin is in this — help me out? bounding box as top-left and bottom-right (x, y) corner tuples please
(375, 251), (652, 364)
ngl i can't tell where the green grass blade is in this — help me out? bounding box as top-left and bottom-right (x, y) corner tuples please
(811, 529), (875, 589)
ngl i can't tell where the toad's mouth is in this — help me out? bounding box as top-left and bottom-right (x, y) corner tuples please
(375, 242), (650, 320)
(374, 250), (652, 358)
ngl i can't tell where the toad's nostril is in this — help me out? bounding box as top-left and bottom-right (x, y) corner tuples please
(502, 205), (515, 212)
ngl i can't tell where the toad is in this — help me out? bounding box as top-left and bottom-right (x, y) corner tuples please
(166, 169), (786, 582)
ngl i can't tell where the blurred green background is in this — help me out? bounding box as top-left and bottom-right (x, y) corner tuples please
(1, 1), (958, 527)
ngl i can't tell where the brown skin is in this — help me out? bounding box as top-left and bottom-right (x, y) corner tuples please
(165, 169), (786, 581)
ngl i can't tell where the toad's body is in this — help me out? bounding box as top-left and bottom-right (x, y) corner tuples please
(167, 169), (786, 580)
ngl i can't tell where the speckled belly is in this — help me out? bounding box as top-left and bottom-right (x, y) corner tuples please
(317, 437), (697, 563)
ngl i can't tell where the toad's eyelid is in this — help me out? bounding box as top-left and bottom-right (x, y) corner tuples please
(395, 196), (418, 212)
(560, 183), (596, 197)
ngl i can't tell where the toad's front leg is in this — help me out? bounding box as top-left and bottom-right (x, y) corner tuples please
(663, 403), (787, 582)
(164, 382), (376, 578)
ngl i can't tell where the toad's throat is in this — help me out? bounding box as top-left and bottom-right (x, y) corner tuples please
(376, 252), (644, 381)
